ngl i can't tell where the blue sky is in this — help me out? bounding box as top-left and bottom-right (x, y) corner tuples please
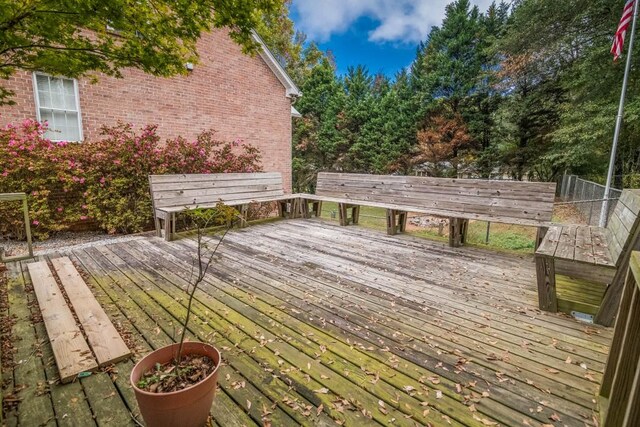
(290, 0), (495, 77)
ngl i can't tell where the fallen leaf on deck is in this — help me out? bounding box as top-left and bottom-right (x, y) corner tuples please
(473, 415), (498, 425)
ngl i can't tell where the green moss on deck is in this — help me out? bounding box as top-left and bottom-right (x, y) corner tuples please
(556, 275), (607, 316)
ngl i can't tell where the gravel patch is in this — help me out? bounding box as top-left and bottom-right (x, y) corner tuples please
(1, 230), (155, 257)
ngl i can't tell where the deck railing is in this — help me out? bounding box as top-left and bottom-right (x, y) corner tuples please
(599, 251), (640, 426)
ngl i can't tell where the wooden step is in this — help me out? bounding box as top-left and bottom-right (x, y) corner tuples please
(27, 261), (98, 383)
(51, 257), (131, 366)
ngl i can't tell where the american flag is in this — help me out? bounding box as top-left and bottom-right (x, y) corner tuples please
(612, 0), (636, 60)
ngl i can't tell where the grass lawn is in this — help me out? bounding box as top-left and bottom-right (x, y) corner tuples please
(317, 202), (538, 254)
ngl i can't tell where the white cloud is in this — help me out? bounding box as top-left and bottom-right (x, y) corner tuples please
(292, 0), (495, 44)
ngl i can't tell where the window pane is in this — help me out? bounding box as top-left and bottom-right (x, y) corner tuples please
(40, 109), (54, 128)
(64, 94), (76, 110)
(36, 75), (50, 108)
(38, 89), (51, 108)
(63, 112), (80, 141)
(63, 80), (76, 110)
(49, 78), (65, 109)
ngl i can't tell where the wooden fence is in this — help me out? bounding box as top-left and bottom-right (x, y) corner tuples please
(599, 251), (640, 426)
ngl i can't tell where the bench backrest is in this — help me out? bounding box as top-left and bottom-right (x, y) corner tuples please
(149, 172), (285, 210)
(606, 190), (640, 265)
(315, 172), (557, 223)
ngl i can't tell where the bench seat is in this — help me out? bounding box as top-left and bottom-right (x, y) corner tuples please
(299, 173), (557, 247)
(300, 193), (555, 228)
(535, 190), (640, 325)
(156, 194), (306, 215)
(536, 225), (615, 267)
(149, 172), (299, 241)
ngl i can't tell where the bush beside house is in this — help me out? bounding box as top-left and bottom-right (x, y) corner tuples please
(0, 120), (262, 239)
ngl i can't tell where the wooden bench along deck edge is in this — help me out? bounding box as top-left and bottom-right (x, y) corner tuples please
(298, 193), (555, 246)
(535, 190), (640, 326)
(148, 173), (303, 241)
(301, 172), (556, 248)
(149, 172), (557, 246)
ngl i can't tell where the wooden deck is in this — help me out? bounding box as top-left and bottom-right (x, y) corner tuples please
(1, 219), (612, 426)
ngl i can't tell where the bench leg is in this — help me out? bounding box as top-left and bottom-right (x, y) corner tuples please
(535, 255), (557, 312)
(278, 199), (298, 219)
(239, 204), (249, 228)
(535, 226), (548, 250)
(163, 215), (173, 242)
(312, 201), (322, 218)
(399, 212), (408, 232)
(386, 210), (408, 235)
(386, 209), (397, 235)
(460, 219), (468, 244)
(298, 199), (310, 218)
(351, 206), (360, 225)
(449, 218), (468, 247)
(154, 215), (162, 238)
(338, 203), (348, 226)
(338, 203), (359, 226)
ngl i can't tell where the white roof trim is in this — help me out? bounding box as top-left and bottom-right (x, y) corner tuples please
(291, 106), (302, 118)
(251, 31), (301, 98)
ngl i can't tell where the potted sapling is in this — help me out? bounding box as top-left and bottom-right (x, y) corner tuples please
(130, 203), (238, 427)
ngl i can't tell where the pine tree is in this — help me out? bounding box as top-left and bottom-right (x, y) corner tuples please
(292, 58), (345, 191)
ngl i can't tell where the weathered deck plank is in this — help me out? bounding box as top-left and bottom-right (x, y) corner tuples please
(2, 219), (612, 426)
(27, 260), (98, 383)
(142, 238), (592, 424)
(6, 261), (56, 426)
(51, 257), (131, 367)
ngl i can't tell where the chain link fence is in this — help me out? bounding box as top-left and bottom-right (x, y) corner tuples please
(558, 174), (622, 226)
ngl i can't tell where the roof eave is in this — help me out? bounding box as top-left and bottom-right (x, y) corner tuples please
(251, 30), (302, 99)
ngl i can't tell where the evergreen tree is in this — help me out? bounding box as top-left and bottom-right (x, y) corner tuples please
(292, 58), (345, 191)
(337, 65), (375, 170)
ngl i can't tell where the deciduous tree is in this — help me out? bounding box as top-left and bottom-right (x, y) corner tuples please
(0, 0), (285, 104)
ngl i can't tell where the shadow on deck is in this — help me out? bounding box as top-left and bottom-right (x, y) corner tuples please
(1, 218), (612, 426)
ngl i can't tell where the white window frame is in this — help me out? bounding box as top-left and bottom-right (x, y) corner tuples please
(32, 72), (84, 142)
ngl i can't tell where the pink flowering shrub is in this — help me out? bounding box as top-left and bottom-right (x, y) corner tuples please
(0, 120), (262, 238)
(0, 120), (85, 239)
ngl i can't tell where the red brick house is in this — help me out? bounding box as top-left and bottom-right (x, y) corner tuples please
(0, 30), (301, 191)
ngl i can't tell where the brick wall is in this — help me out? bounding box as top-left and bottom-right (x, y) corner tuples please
(0, 29), (293, 191)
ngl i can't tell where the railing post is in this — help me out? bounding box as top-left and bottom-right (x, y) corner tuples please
(600, 252), (640, 426)
(0, 193), (34, 262)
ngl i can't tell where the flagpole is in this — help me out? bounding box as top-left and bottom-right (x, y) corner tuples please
(600, 0), (640, 227)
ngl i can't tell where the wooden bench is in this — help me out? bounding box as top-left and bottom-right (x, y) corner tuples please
(299, 172), (556, 247)
(535, 189), (640, 326)
(149, 172), (299, 241)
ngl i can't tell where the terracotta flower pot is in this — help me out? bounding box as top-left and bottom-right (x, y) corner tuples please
(130, 342), (221, 427)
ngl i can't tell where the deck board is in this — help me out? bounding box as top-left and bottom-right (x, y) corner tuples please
(1, 219), (612, 426)
(27, 261), (98, 383)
